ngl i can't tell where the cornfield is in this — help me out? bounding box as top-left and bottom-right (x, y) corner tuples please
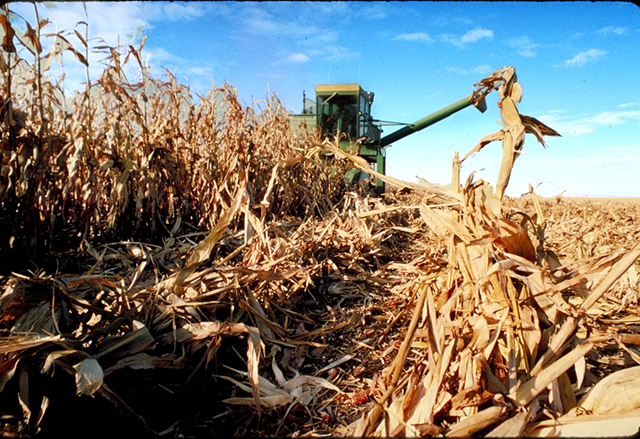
(2, 8), (640, 438)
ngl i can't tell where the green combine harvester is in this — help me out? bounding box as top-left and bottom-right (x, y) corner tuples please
(290, 83), (489, 193)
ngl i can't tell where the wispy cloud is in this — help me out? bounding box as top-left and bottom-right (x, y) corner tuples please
(143, 46), (219, 93)
(322, 45), (361, 61)
(285, 52), (310, 64)
(432, 15), (474, 27)
(540, 110), (640, 135)
(300, 31), (339, 46)
(146, 47), (185, 63)
(237, 4), (339, 46)
(562, 49), (607, 67)
(598, 26), (627, 35)
(242, 6), (280, 34)
(438, 28), (493, 47)
(444, 66), (469, 75)
(393, 32), (434, 44)
(356, 4), (388, 20)
(473, 65), (493, 75)
(460, 28), (493, 43)
(10, 2), (158, 92)
(506, 36), (539, 57)
(583, 111), (640, 127)
(14, 2), (354, 94)
(305, 45), (359, 61)
(443, 65), (493, 75)
(155, 2), (218, 21)
(13, 2), (149, 47)
(305, 2), (352, 17)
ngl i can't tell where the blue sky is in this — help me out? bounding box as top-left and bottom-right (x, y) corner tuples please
(8, 1), (640, 197)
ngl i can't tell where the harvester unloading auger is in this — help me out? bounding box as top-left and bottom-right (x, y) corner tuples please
(290, 66), (560, 198)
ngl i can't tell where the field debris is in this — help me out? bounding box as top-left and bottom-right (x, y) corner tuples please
(2, 8), (640, 438)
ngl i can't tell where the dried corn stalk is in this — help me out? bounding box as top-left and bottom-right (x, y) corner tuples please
(1, 11), (640, 437)
(462, 66), (561, 199)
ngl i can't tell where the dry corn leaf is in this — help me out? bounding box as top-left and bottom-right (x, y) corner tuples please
(94, 320), (154, 360)
(0, 335), (62, 355)
(1, 26), (639, 438)
(513, 342), (594, 407)
(172, 184), (247, 290)
(445, 405), (506, 437)
(103, 352), (180, 375)
(220, 367), (341, 409)
(527, 412), (640, 438)
(73, 358), (103, 396)
(486, 403), (535, 437)
(574, 365), (640, 416)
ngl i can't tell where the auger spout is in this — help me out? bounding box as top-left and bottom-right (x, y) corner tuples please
(379, 89), (489, 148)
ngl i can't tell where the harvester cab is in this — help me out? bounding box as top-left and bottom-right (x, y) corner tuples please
(315, 84), (380, 144)
(291, 83), (490, 193)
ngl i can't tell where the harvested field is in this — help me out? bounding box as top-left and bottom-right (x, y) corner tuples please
(2, 10), (640, 439)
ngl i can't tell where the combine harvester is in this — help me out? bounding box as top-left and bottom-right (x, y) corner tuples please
(289, 66), (561, 197)
(289, 83), (489, 193)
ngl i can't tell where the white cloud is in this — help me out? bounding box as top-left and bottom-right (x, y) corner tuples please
(9, 2), (158, 92)
(506, 36), (539, 57)
(583, 111), (640, 126)
(563, 49), (607, 67)
(300, 30), (339, 46)
(356, 4), (388, 20)
(306, 2), (352, 16)
(432, 15), (474, 27)
(182, 65), (215, 92)
(393, 33), (434, 44)
(286, 45), (357, 62)
(619, 103), (636, 108)
(306, 49), (324, 57)
(285, 52), (310, 63)
(539, 110), (640, 136)
(160, 2), (212, 21)
(438, 28), (493, 47)
(15, 2), (233, 96)
(146, 47), (185, 63)
(444, 66), (468, 75)
(322, 45), (361, 61)
(473, 65), (493, 75)
(460, 28), (493, 43)
(443, 65), (492, 75)
(13, 2), (149, 47)
(142, 47), (217, 89)
(237, 3), (338, 46)
(598, 26), (627, 35)
(242, 6), (279, 33)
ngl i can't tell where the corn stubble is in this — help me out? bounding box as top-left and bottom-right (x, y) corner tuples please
(2, 9), (640, 438)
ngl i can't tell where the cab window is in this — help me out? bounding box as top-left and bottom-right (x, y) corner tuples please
(317, 93), (358, 140)
(358, 94), (370, 138)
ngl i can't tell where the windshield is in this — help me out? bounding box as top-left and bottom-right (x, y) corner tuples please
(317, 94), (358, 140)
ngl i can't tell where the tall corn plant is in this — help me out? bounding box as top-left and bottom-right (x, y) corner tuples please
(0, 9), (350, 274)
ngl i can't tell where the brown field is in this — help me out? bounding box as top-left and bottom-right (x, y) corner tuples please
(1, 11), (640, 439)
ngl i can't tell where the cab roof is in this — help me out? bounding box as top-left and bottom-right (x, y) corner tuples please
(315, 84), (366, 94)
